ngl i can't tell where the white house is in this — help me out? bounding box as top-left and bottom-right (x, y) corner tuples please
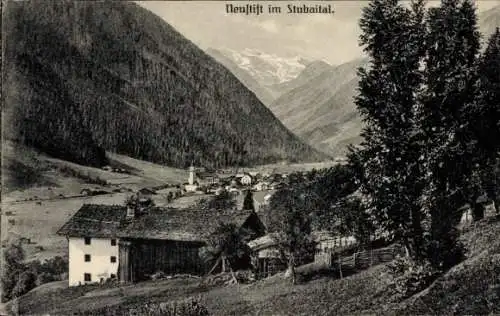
(68, 236), (119, 286)
(253, 181), (269, 192)
(240, 174), (253, 186)
(58, 204), (123, 286)
(252, 190), (275, 212)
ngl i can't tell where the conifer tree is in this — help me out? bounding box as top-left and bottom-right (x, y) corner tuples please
(243, 190), (255, 211)
(353, 0), (428, 260)
(420, 0), (481, 269)
(472, 28), (500, 210)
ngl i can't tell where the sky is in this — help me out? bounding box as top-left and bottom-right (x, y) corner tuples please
(137, 1), (499, 66)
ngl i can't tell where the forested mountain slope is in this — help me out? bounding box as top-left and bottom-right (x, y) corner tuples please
(2, 1), (324, 169)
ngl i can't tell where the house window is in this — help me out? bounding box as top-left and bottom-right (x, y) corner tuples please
(110, 274), (116, 279)
(84, 254), (91, 262)
(110, 256), (117, 263)
(84, 273), (91, 282)
(84, 237), (91, 245)
(111, 239), (117, 246)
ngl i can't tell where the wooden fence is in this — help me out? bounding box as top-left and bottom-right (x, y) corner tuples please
(316, 244), (404, 275)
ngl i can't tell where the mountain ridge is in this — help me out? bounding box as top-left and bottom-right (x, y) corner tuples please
(267, 60), (334, 98)
(206, 48), (276, 106)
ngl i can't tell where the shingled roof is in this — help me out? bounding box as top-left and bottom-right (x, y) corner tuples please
(57, 204), (259, 242)
(56, 204), (127, 239)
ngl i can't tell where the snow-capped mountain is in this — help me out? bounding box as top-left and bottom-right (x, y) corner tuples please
(215, 48), (312, 86)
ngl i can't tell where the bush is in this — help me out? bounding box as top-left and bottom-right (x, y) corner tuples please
(36, 272), (56, 286)
(2, 246), (68, 302)
(11, 271), (37, 298)
(75, 297), (210, 316)
(384, 255), (440, 301)
(425, 230), (466, 271)
(57, 166), (107, 185)
(1, 242), (26, 301)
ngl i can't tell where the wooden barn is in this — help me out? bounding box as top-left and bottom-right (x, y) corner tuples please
(247, 234), (286, 279)
(57, 204), (265, 285)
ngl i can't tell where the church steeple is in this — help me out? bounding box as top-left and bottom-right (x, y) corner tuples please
(188, 164), (195, 185)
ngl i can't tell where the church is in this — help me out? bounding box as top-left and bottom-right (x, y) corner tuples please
(184, 165), (220, 192)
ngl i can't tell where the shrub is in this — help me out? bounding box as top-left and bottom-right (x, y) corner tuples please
(35, 272), (56, 286)
(425, 230), (466, 271)
(11, 271), (37, 298)
(2, 251), (69, 301)
(1, 242), (25, 301)
(75, 297), (210, 316)
(385, 255), (440, 301)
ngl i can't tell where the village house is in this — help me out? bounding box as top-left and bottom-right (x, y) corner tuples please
(137, 188), (156, 199)
(457, 195), (498, 228)
(240, 173), (253, 186)
(196, 171), (220, 186)
(57, 204), (266, 286)
(253, 181), (269, 192)
(252, 190), (275, 213)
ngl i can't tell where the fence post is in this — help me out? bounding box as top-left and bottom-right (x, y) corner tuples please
(338, 255), (343, 279)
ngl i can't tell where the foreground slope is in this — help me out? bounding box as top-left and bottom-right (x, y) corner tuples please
(3, 1), (323, 169)
(8, 217), (500, 315)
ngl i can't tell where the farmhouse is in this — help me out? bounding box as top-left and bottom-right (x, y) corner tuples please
(57, 204), (265, 286)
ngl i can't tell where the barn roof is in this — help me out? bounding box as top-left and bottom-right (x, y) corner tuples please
(56, 204), (127, 239)
(197, 171), (218, 179)
(57, 204), (259, 242)
(247, 233), (279, 251)
(138, 188), (156, 195)
(248, 231), (350, 251)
